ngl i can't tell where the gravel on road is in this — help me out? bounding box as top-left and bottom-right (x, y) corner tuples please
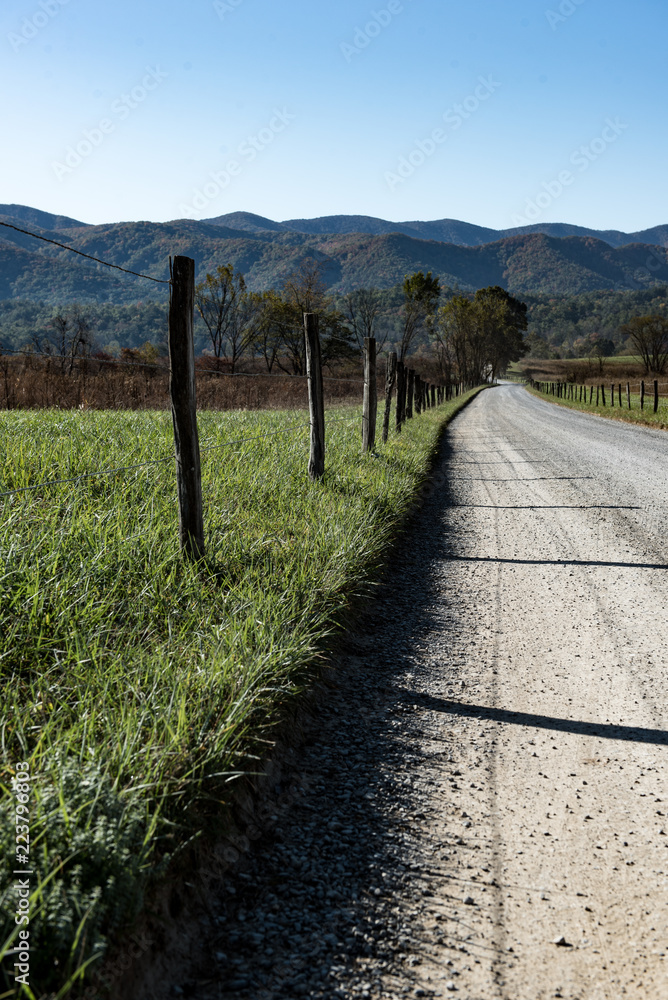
(165, 384), (668, 1000)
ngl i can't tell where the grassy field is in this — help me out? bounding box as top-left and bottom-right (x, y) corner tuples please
(0, 390), (483, 996)
(526, 383), (668, 430)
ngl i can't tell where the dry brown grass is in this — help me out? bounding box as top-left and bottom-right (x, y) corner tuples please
(517, 357), (660, 384)
(0, 355), (368, 411)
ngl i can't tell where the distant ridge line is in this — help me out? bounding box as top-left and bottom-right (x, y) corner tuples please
(202, 211), (668, 250)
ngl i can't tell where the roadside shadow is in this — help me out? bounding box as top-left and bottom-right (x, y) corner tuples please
(412, 695), (668, 746)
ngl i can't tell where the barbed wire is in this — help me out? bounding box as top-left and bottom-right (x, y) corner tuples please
(0, 348), (369, 383)
(0, 221), (170, 284)
(0, 455), (175, 500)
(0, 347), (167, 371)
(0, 411), (364, 501)
(199, 421), (309, 453)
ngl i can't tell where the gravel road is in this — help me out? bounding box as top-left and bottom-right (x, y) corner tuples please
(174, 384), (668, 1000)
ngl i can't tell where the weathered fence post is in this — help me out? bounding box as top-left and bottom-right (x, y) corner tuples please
(304, 312), (325, 480)
(381, 351), (397, 444)
(406, 368), (415, 420)
(654, 379), (659, 413)
(610, 383), (614, 407)
(626, 382), (631, 409)
(395, 361), (406, 433)
(601, 384), (606, 406)
(169, 255), (204, 561)
(641, 380), (645, 410)
(362, 336), (377, 452)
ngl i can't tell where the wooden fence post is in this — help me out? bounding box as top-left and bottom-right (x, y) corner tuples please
(610, 383), (614, 407)
(654, 379), (659, 413)
(430, 384), (436, 408)
(395, 361), (406, 433)
(169, 255), (204, 561)
(641, 380), (645, 410)
(601, 384), (606, 406)
(406, 368), (415, 419)
(362, 336), (377, 452)
(304, 313), (325, 480)
(381, 351), (397, 444)
(626, 382), (631, 409)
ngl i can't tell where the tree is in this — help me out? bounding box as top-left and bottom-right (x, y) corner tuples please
(342, 287), (386, 351)
(195, 264), (256, 371)
(434, 295), (479, 383)
(270, 258), (356, 375)
(433, 286), (528, 384)
(399, 271), (440, 361)
(41, 305), (95, 374)
(524, 332), (550, 359)
(473, 286), (528, 380)
(620, 315), (668, 374)
(589, 336), (615, 374)
(252, 291), (284, 372)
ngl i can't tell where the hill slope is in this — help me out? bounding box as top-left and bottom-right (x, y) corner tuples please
(1, 205), (668, 304)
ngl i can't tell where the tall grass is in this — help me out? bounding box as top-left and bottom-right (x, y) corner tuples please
(0, 392), (483, 996)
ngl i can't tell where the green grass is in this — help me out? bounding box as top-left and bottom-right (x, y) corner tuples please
(0, 390), (484, 996)
(526, 383), (668, 430)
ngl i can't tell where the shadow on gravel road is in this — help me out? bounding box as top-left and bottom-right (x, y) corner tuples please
(176, 423), (504, 1000)
(450, 555), (668, 569)
(412, 695), (668, 746)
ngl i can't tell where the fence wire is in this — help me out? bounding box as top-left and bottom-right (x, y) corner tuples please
(0, 220), (170, 284)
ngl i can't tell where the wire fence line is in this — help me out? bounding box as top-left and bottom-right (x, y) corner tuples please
(0, 455), (175, 500)
(0, 410), (363, 502)
(529, 376), (668, 415)
(0, 220), (170, 284)
(0, 347), (368, 385)
(1, 249), (461, 559)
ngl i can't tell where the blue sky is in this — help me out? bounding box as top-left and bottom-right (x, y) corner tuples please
(1, 0), (666, 230)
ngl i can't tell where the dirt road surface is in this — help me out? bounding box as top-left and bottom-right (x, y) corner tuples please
(177, 384), (668, 1000)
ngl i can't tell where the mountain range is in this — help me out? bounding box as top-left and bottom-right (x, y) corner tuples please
(1, 204), (667, 305)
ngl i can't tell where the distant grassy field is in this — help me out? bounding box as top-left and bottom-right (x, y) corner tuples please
(513, 355), (647, 380)
(0, 390), (484, 995)
(526, 382), (668, 430)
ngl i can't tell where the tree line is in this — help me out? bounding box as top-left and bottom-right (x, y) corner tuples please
(193, 260), (529, 381)
(4, 278), (668, 375)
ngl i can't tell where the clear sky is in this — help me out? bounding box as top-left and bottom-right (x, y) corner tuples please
(1, 0), (666, 231)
